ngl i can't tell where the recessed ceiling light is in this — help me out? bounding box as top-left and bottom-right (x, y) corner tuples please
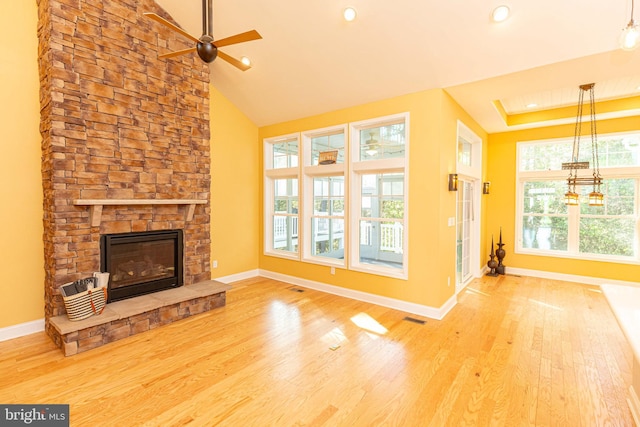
(241, 56), (251, 67)
(492, 5), (510, 23)
(526, 103), (538, 109)
(343, 7), (357, 22)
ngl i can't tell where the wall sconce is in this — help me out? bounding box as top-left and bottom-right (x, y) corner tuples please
(448, 174), (458, 191)
(483, 182), (491, 194)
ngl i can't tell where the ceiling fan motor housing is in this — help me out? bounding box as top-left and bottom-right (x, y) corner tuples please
(197, 35), (218, 63)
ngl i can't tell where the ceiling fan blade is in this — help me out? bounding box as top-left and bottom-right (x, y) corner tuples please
(217, 51), (251, 71)
(214, 30), (262, 48)
(159, 47), (197, 59)
(143, 12), (200, 44)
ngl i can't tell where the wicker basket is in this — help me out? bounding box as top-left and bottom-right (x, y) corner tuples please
(62, 287), (107, 321)
(318, 150), (338, 165)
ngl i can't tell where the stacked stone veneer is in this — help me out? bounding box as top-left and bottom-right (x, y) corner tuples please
(37, 0), (212, 349)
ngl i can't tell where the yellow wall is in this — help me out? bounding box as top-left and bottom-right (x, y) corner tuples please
(210, 87), (260, 278)
(487, 116), (640, 282)
(258, 89), (487, 309)
(0, 2), (44, 328)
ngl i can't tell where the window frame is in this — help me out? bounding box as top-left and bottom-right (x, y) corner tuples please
(349, 113), (409, 279)
(263, 113), (410, 279)
(264, 133), (301, 260)
(302, 125), (348, 267)
(515, 133), (640, 264)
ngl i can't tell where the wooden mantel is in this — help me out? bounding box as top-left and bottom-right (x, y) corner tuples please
(73, 199), (207, 226)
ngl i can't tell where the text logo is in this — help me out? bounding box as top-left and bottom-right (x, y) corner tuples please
(1, 405), (69, 426)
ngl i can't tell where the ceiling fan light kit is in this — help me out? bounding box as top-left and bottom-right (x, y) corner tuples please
(144, 0), (262, 69)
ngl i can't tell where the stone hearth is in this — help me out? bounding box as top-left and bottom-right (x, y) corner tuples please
(37, 0), (217, 354)
(50, 280), (230, 356)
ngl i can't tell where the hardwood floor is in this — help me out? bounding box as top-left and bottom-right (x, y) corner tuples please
(0, 275), (633, 426)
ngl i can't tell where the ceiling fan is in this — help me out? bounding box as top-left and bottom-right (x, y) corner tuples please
(365, 132), (380, 156)
(144, 0), (262, 71)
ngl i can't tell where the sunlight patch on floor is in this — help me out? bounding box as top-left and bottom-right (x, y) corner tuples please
(466, 287), (492, 297)
(350, 312), (388, 335)
(528, 298), (562, 311)
(321, 327), (348, 348)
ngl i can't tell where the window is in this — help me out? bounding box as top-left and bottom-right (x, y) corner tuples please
(265, 114), (409, 279)
(350, 114), (409, 278)
(517, 132), (640, 262)
(310, 176), (345, 259)
(265, 135), (300, 258)
(272, 178), (299, 253)
(303, 126), (347, 265)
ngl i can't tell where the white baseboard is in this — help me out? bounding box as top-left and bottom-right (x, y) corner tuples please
(259, 269), (456, 320)
(212, 269), (260, 284)
(0, 319), (44, 342)
(4, 267), (634, 343)
(506, 267), (640, 288)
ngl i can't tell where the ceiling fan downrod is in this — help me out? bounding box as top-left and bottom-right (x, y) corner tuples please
(197, 0), (217, 63)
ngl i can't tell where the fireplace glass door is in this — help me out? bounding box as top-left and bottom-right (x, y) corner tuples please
(101, 230), (183, 302)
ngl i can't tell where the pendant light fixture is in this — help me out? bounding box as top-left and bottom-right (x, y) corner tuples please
(562, 83), (604, 207)
(620, 0), (640, 50)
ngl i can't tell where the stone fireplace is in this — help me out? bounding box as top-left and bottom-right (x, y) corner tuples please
(38, 0), (223, 354)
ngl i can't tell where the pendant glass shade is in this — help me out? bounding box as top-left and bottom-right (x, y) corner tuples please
(564, 191), (579, 206)
(620, 0), (639, 51)
(588, 191), (604, 206)
(620, 22), (640, 50)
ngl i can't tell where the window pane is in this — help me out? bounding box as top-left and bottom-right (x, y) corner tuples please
(272, 177), (299, 254)
(359, 220), (403, 269)
(523, 181), (568, 214)
(311, 132), (345, 165)
(579, 218), (634, 256)
(519, 134), (640, 172)
(581, 178), (635, 216)
(519, 142), (573, 171)
(272, 215), (299, 253)
(311, 218), (345, 259)
(310, 175), (345, 261)
(458, 137), (472, 167)
(522, 215), (568, 251)
(272, 140), (298, 169)
(599, 135), (640, 167)
(361, 173), (405, 218)
(313, 176), (344, 216)
(359, 122), (406, 161)
(274, 179), (298, 214)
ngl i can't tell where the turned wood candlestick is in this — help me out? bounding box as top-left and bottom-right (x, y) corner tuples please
(496, 228), (506, 275)
(486, 235), (499, 277)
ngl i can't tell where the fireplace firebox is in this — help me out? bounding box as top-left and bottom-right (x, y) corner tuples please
(100, 230), (184, 302)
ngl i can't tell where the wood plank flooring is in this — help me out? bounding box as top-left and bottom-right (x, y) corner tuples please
(0, 275), (633, 426)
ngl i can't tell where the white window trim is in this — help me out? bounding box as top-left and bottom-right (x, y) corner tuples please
(348, 113), (410, 280)
(302, 125), (348, 267)
(457, 120), (482, 179)
(455, 120), (483, 289)
(264, 133), (301, 260)
(515, 136), (640, 264)
(263, 113), (410, 280)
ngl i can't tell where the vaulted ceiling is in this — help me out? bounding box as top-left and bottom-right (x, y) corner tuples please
(154, 0), (640, 132)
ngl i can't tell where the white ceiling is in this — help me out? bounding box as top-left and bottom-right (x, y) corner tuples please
(153, 0), (640, 132)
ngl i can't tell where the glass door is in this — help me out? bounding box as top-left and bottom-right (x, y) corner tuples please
(456, 180), (474, 292)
